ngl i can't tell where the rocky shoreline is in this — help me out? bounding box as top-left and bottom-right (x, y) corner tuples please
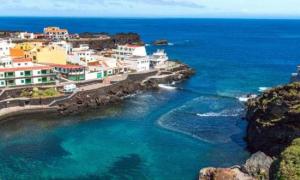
(200, 83), (300, 180)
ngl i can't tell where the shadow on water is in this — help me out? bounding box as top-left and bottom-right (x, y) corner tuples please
(0, 135), (70, 176)
(63, 154), (148, 180)
(0, 102), (127, 141)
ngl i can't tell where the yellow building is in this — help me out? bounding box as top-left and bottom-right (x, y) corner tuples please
(26, 45), (67, 65)
(10, 48), (25, 58)
(14, 42), (44, 51)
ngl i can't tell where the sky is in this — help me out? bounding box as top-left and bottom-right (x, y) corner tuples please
(0, 0), (300, 18)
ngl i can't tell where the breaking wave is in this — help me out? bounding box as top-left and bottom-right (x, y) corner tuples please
(158, 84), (177, 90)
(196, 108), (243, 117)
(259, 87), (270, 92)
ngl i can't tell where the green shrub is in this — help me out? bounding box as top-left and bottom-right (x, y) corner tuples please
(20, 87), (60, 98)
(276, 138), (300, 180)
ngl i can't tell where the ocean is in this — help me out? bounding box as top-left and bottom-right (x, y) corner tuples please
(0, 18), (299, 179)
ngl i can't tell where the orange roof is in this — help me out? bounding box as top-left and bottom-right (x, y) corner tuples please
(0, 66), (52, 72)
(12, 58), (32, 63)
(44, 27), (68, 33)
(10, 48), (25, 58)
(88, 61), (100, 66)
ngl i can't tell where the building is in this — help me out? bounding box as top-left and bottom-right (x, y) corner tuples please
(149, 49), (169, 68)
(0, 39), (13, 57)
(68, 44), (96, 66)
(26, 45), (67, 65)
(17, 32), (35, 40)
(112, 44), (150, 72)
(0, 56), (13, 67)
(50, 41), (72, 54)
(0, 58), (55, 87)
(125, 56), (150, 72)
(43, 27), (69, 40)
(52, 64), (85, 81)
(14, 42), (44, 51)
(9, 48), (25, 58)
(113, 44), (147, 60)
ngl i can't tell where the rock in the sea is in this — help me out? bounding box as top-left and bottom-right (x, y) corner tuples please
(153, 39), (168, 46)
(199, 167), (255, 180)
(199, 152), (274, 180)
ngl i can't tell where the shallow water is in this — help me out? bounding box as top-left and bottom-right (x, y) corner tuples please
(0, 18), (299, 179)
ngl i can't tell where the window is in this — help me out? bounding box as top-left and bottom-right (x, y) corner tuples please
(18, 63), (21, 66)
(20, 72), (24, 76)
(21, 80), (25, 83)
(1, 82), (4, 85)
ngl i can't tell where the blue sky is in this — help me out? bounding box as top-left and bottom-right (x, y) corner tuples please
(1, 0), (300, 18)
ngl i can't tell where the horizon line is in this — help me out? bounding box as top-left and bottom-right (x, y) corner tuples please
(1, 15), (300, 20)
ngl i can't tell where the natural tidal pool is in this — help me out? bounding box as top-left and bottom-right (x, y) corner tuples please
(0, 18), (299, 179)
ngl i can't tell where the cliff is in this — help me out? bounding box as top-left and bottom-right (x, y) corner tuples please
(246, 82), (300, 157)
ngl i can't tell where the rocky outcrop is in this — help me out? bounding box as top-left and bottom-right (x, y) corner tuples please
(57, 80), (148, 115)
(246, 82), (300, 157)
(199, 152), (273, 180)
(199, 82), (300, 180)
(153, 39), (168, 46)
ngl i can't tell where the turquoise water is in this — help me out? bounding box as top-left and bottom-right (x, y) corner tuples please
(0, 18), (300, 179)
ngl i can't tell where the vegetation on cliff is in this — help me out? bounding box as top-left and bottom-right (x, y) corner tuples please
(246, 82), (300, 156)
(275, 138), (300, 180)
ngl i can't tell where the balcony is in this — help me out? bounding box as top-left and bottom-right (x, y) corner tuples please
(5, 72), (15, 78)
(24, 71), (32, 77)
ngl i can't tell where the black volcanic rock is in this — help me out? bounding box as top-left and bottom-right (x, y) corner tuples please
(71, 33), (142, 51)
(246, 82), (300, 157)
(153, 39), (168, 46)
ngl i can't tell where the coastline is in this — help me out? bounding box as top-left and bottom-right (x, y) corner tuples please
(0, 62), (195, 121)
(199, 82), (300, 180)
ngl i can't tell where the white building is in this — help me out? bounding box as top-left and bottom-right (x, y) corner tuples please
(0, 39), (13, 57)
(0, 56), (13, 67)
(44, 27), (69, 40)
(0, 58), (55, 87)
(18, 32), (35, 40)
(50, 41), (72, 54)
(113, 44), (147, 60)
(112, 44), (150, 72)
(68, 44), (96, 66)
(149, 49), (169, 68)
(125, 56), (150, 72)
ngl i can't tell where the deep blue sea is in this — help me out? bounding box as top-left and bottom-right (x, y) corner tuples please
(0, 18), (300, 179)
